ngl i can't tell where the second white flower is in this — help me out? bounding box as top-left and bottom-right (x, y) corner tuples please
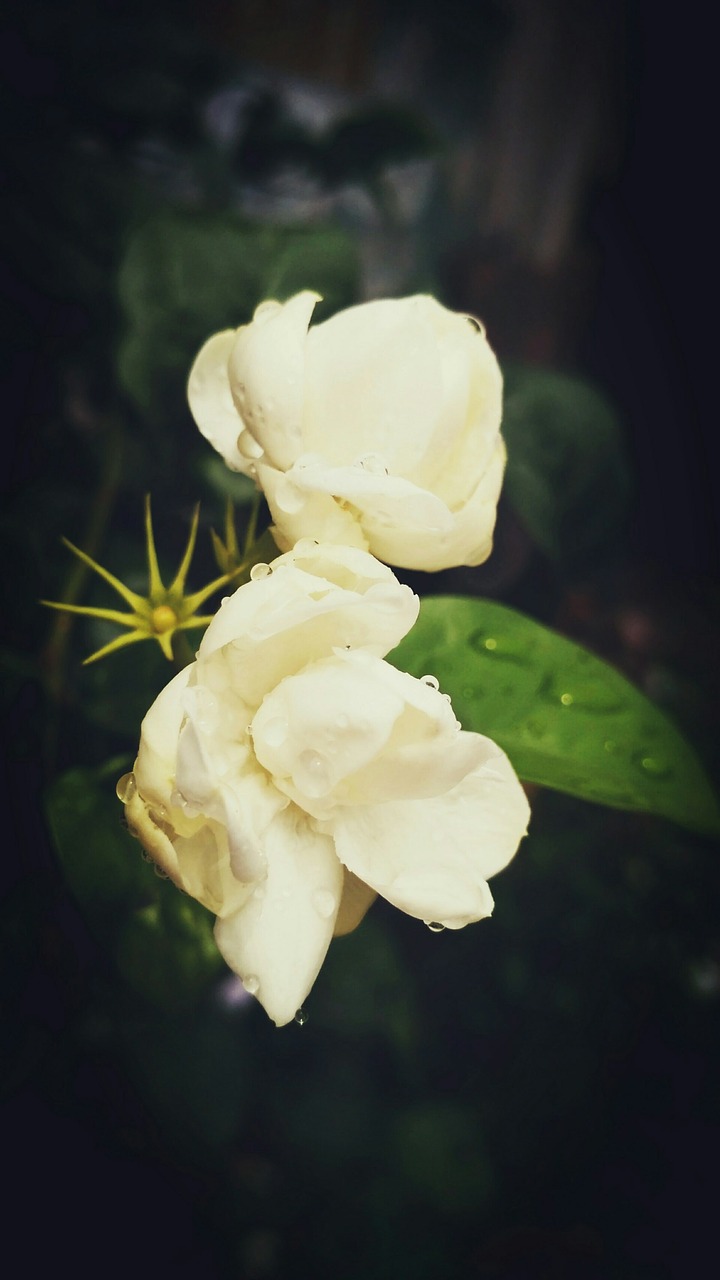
(188, 292), (506, 572)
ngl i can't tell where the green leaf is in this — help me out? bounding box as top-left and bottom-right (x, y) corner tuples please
(388, 597), (720, 836)
(117, 211), (360, 420)
(45, 760), (222, 1007)
(501, 365), (632, 568)
(45, 758), (153, 920)
(115, 890), (223, 1011)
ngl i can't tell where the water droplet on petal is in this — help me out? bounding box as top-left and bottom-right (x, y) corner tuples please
(294, 1007), (308, 1026)
(296, 749), (331, 798)
(425, 921), (446, 933)
(465, 314), (486, 336)
(313, 889), (337, 919)
(243, 975), (260, 996)
(275, 478), (304, 514)
(116, 772), (136, 803)
(153, 863), (169, 879)
(250, 562), (272, 580)
(356, 452), (389, 475)
(421, 674), (440, 690)
(260, 716), (288, 749)
(238, 428), (263, 460)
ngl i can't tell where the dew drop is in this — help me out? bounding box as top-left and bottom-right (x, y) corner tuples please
(116, 772), (136, 803)
(296, 749), (331, 797)
(243, 975), (260, 996)
(294, 1007), (308, 1026)
(604, 739), (618, 754)
(313, 889), (337, 919)
(238, 429), (263, 460)
(275, 478), (304, 514)
(465, 314), (486, 336)
(149, 806), (175, 838)
(252, 885), (265, 901)
(425, 921), (446, 933)
(250, 562), (272, 580)
(560, 692), (574, 706)
(421, 674), (440, 690)
(140, 849), (153, 863)
(468, 630), (529, 666)
(153, 863), (169, 879)
(356, 452), (388, 475)
(639, 754), (671, 778)
(261, 716), (288, 748)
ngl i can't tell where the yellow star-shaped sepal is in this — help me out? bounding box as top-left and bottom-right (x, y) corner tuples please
(42, 497), (238, 665)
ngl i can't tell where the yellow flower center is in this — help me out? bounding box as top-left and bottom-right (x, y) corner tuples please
(151, 604), (178, 634)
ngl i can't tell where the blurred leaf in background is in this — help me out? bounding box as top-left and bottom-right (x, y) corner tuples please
(117, 211), (360, 424)
(502, 364), (632, 573)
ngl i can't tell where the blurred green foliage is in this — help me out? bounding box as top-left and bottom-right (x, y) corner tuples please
(117, 212), (360, 422)
(502, 365), (632, 572)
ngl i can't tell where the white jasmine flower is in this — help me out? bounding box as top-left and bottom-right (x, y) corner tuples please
(188, 292), (506, 572)
(121, 543), (529, 1025)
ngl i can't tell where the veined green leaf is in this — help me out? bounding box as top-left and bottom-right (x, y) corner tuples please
(388, 597), (720, 837)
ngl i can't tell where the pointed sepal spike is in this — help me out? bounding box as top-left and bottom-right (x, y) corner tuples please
(60, 539), (148, 614)
(169, 503), (201, 597)
(82, 628), (149, 666)
(210, 498), (246, 576)
(144, 494), (165, 599)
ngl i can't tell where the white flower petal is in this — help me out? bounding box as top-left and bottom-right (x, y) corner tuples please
(331, 742), (530, 928)
(251, 653), (405, 814)
(214, 809), (343, 1026)
(333, 869), (377, 937)
(261, 463), (370, 554)
(134, 666), (192, 809)
(197, 551), (418, 706)
(228, 291), (320, 471)
(304, 296), (445, 472)
(187, 330), (248, 473)
(363, 436), (506, 571)
(288, 459), (455, 530)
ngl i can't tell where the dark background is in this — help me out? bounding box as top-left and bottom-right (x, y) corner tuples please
(2, 3), (718, 1278)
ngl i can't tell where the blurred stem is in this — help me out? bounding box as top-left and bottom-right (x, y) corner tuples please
(40, 416), (125, 772)
(172, 631), (197, 671)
